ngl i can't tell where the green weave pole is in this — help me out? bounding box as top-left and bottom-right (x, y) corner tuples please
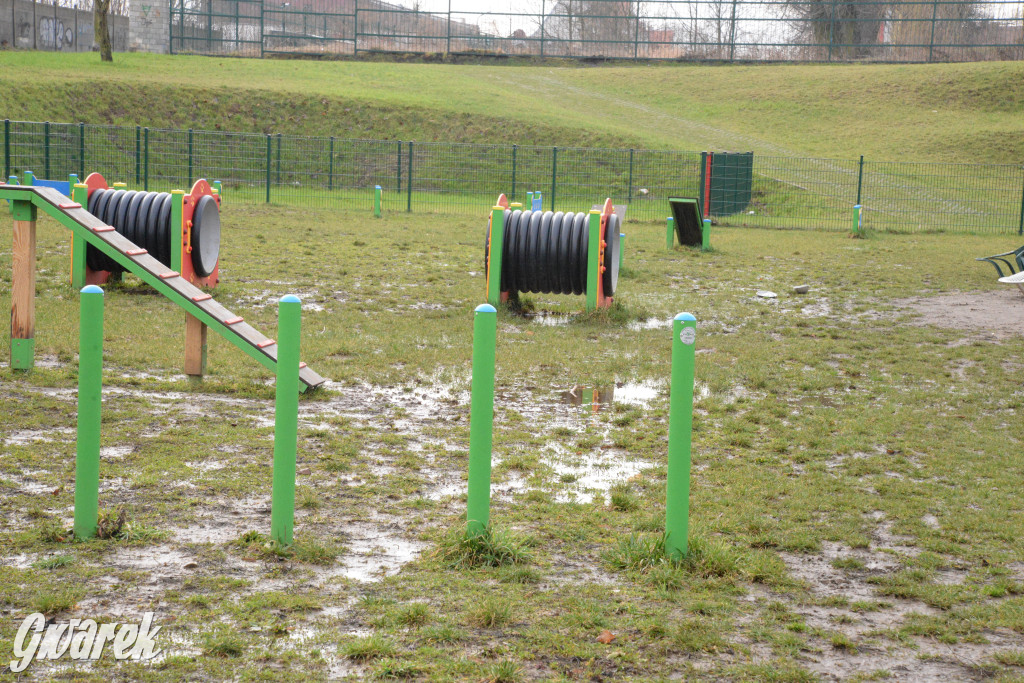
(271, 295), (301, 547)
(467, 303), (497, 537)
(702, 218), (711, 252)
(74, 285), (104, 540)
(374, 185), (382, 218)
(666, 216), (674, 249)
(852, 204), (863, 236)
(665, 312), (697, 560)
(620, 232), (626, 267)
(24, 170), (35, 186)
(585, 210), (601, 311)
(487, 206), (505, 306)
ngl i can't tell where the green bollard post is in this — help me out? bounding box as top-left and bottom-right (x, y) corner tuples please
(270, 295), (301, 547)
(852, 204), (863, 236)
(666, 216), (674, 249)
(487, 206), (505, 306)
(213, 180), (222, 196)
(68, 173), (79, 187)
(374, 185), (382, 218)
(24, 170), (35, 186)
(665, 312), (697, 560)
(466, 303), (497, 537)
(526, 191), (533, 208)
(702, 218), (711, 252)
(585, 210), (601, 311)
(74, 285), (104, 540)
(620, 233), (626, 267)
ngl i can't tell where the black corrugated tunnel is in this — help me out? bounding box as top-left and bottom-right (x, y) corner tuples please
(486, 209), (620, 298)
(85, 188), (220, 276)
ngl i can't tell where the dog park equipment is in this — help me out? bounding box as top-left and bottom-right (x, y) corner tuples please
(462, 304), (698, 556)
(466, 303), (497, 537)
(271, 295), (302, 546)
(977, 245), (1024, 277)
(74, 285), (104, 539)
(75, 172), (221, 290)
(484, 194), (622, 311)
(0, 180), (325, 391)
(374, 185), (382, 218)
(999, 272), (1024, 295)
(852, 204), (864, 237)
(666, 313), (697, 560)
(700, 151), (754, 218)
(668, 198), (711, 250)
(69, 285), (304, 542)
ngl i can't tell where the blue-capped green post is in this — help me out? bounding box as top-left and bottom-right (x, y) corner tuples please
(666, 216), (674, 249)
(74, 285), (104, 539)
(702, 218), (711, 251)
(271, 295), (301, 547)
(666, 312), (697, 560)
(374, 185), (382, 218)
(467, 304), (497, 537)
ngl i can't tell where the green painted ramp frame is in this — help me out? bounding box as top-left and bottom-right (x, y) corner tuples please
(0, 184), (325, 392)
(668, 197), (704, 248)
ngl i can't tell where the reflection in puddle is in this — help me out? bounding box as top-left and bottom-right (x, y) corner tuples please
(524, 312), (573, 326)
(559, 381), (661, 412)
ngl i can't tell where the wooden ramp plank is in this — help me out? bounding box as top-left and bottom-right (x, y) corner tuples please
(1, 184), (326, 391)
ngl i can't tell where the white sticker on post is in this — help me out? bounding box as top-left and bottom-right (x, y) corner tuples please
(680, 327), (696, 346)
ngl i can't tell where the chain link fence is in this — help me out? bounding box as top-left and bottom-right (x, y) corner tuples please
(4, 119), (1023, 234)
(168, 0), (1024, 63)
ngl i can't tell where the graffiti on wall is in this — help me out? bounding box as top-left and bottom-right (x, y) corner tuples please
(38, 16), (74, 49)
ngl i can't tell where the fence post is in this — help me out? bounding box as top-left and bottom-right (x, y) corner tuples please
(856, 155), (864, 205)
(143, 128), (149, 191)
(74, 285), (104, 540)
(627, 148), (634, 203)
(276, 133), (282, 186)
(3, 119), (8, 181)
(328, 136), (334, 191)
(353, 0), (359, 55)
(135, 126), (141, 186)
(1018, 171), (1024, 236)
(270, 295), (301, 547)
(406, 141), (413, 212)
(540, 0), (545, 56)
(78, 122), (85, 179)
(43, 122), (50, 180)
(665, 312), (697, 560)
(187, 128), (193, 187)
(511, 144), (517, 202)
(396, 140), (402, 194)
(466, 303), (497, 538)
(928, 0), (938, 63)
(265, 134), (272, 203)
(828, 0), (835, 61)
(550, 146), (557, 212)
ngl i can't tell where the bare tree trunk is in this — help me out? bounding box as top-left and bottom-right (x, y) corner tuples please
(94, 0), (113, 61)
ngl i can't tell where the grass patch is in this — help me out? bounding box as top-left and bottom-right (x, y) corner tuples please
(435, 526), (531, 570)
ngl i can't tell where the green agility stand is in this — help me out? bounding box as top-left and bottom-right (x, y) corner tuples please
(665, 312), (697, 560)
(271, 295), (302, 547)
(74, 285), (104, 540)
(467, 304), (497, 537)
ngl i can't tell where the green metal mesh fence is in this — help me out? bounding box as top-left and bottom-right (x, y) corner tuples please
(4, 119), (1023, 235)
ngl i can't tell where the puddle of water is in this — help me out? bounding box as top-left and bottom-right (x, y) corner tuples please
(4, 427), (75, 446)
(558, 380), (662, 412)
(627, 318), (669, 331)
(334, 521), (426, 583)
(524, 312), (573, 326)
(547, 442), (652, 504)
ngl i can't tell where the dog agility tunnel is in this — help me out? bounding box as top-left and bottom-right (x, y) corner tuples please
(485, 208), (621, 300)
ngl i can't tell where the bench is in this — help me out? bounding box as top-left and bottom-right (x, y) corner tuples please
(977, 246), (1024, 278)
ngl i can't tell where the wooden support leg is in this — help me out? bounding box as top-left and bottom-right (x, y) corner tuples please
(11, 200), (37, 371)
(184, 313), (208, 377)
